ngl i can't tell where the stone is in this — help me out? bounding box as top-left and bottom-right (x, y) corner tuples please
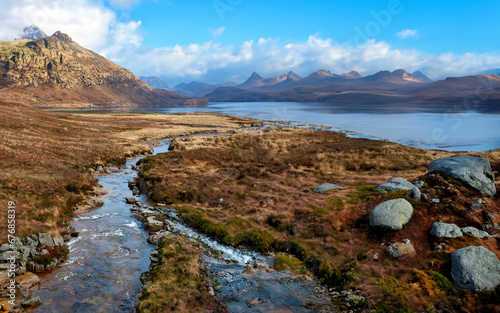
(125, 197), (137, 204)
(27, 261), (35, 272)
(146, 216), (164, 232)
(428, 155), (496, 197)
(414, 181), (425, 188)
(53, 236), (64, 247)
(21, 296), (41, 309)
(38, 233), (54, 247)
(451, 246), (500, 291)
(375, 178), (421, 200)
(430, 222), (463, 238)
(0, 244), (10, 252)
(431, 199), (440, 204)
(41, 249), (50, 256)
(484, 213), (495, 222)
(472, 198), (487, 208)
(35, 264), (44, 273)
(63, 234), (71, 242)
(313, 183), (344, 192)
(387, 240), (416, 258)
(369, 199), (413, 230)
(461, 227), (491, 238)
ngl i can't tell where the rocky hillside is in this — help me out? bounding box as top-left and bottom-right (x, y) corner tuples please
(0, 31), (207, 106)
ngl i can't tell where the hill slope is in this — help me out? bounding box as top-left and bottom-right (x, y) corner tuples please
(0, 31), (207, 106)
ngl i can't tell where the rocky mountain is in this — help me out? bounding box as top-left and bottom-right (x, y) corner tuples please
(0, 30), (207, 106)
(205, 70), (500, 105)
(238, 71), (302, 90)
(139, 76), (170, 90)
(17, 25), (47, 40)
(173, 81), (236, 97)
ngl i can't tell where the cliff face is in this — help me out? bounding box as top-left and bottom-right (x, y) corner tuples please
(0, 31), (207, 106)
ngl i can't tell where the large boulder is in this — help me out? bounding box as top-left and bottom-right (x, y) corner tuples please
(428, 156), (496, 197)
(430, 222), (463, 238)
(369, 199), (413, 230)
(451, 246), (500, 291)
(375, 178), (421, 200)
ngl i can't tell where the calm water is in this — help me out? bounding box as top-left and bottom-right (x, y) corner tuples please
(50, 102), (500, 151)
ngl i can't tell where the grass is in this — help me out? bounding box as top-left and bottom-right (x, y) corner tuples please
(274, 254), (306, 274)
(136, 125), (500, 312)
(0, 100), (255, 241)
(138, 234), (223, 313)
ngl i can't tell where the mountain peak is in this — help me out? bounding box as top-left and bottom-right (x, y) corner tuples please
(412, 70), (433, 83)
(392, 69), (409, 77)
(314, 69), (335, 77)
(52, 31), (73, 43)
(18, 25), (47, 40)
(341, 70), (362, 79)
(249, 72), (263, 80)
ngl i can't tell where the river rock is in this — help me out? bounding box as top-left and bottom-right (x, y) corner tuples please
(375, 178), (421, 200)
(0, 243), (10, 252)
(428, 155), (496, 197)
(38, 233), (54, 248)
(53, 236), (64, 247)
(146, 216), (164, 232)
(125, 197), (137, 204)
(451, 246), (500, 291)
(313, 183), (344, 192)
(461, 227), (491, 238)
(369, 199), (413, 230)
(430, 222), (463, 238)
(21, 296), (41, 309)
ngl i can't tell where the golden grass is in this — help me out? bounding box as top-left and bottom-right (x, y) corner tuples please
(0, 101), (254, 240)
(138, 127), (500, 312)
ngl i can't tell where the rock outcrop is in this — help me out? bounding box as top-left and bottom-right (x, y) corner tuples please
(430, 222), (463, 238)
(451, 246), (500, 291)
(313, 183), (344, 192)
(0, 30), (207, 106)
(427, 156), (496, 197)
(369, 199), (413, 230)
(375, 178), (421, 200)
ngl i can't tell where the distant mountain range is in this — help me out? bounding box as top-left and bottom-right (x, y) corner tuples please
(0, 27), (207, 106)
(138, 69), (500, 105)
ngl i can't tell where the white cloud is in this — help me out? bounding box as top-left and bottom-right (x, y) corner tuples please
(209, 26), (225, 37)
(0, 0), (143, 51)
(397, 29), (418, 39)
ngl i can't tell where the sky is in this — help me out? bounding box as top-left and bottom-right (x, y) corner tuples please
(0, 0), (499, 85)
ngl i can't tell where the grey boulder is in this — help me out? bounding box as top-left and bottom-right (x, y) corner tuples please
(461, 227), (491, 238)
(430, 222), (463, 238)
(369, 199), (413, 230)
(375, 178), (421, 200)
(428, 155), (496, 197)
(313, 183), (344, 192)
(451, 246), (500, 291)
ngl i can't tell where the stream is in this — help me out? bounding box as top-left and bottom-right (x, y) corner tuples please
(30, 141), (329, 312)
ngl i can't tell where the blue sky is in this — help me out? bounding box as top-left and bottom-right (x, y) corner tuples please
(1, 0), (499, 84)
(122, 0), (499, 55)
